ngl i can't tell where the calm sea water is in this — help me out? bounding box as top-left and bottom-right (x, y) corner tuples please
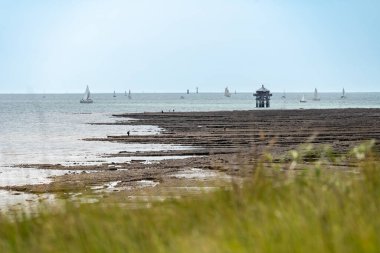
(0, 92), (379, 187)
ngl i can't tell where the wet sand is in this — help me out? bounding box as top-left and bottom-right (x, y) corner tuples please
(3, 108), (380, 195)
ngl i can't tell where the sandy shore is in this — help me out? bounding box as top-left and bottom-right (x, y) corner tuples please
(3, 108), (380, 195)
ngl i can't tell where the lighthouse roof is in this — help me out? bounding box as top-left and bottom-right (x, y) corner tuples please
(256, 85), (270, 92)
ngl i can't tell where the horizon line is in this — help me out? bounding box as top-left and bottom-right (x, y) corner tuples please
(1, 91), (380, 95)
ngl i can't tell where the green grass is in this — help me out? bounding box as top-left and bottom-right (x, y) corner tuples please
(1, 141), (380, 253)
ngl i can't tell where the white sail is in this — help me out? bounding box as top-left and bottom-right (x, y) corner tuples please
(80, 85), (93, 103)
(341, 88), (346, 98)
(313, 88), (320, 101)
(83, 86), (90, 100)
(128, 89), (132, 99)
(300, 95), (306, 103)
(224, 87), (231, 97)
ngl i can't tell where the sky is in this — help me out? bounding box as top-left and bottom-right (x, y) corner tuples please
(0, 0), (379, 93)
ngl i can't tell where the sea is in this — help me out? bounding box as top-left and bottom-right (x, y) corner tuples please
(0, 92), (379, 208)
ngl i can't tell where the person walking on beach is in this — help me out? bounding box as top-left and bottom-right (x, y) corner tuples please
(127, 131), (130, 137)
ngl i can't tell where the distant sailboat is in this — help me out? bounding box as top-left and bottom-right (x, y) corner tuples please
(80, 85), (93, 103)
(128, 89), (132, 99)
(196, 87), (199, 94)
(187, 89), (190, 94)
(341, 88), (346, 99)
(224, 87), (231, 97)
(300, 95), (307, 103)
(113, 91), (116, 97)
(313, 88), (320, 101)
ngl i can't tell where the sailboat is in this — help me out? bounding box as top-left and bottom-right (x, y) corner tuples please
(196, 87), (199, 94)
(313, 88), (320, 101)
(224, 87), (231, 97)
(113, 91), (116, 97)
(341, 88), (346, 99)
(80, 85), (93, 103)
(300, 95), (307, 103)
(128, 89), (132, 99)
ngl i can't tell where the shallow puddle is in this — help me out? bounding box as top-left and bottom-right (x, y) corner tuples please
(171, 168), (232, 180)
(0, 167), (82, 187)
(0, 190), (55, 212)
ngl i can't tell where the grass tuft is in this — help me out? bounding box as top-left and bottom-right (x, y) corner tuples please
(1, 142), (380, 252)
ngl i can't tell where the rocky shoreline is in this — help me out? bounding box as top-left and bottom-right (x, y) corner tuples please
(3, 108), (380, 195)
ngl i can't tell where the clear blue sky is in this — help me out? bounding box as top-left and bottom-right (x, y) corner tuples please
(0, 0), (379, 93)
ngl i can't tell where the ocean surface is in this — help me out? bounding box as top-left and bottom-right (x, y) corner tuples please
(0, 92), (379, 188)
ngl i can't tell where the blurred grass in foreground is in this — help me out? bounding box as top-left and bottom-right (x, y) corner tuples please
(1, 141), (380, 253)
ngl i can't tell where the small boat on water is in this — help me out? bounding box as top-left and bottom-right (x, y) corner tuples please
(196, 87), (199, 94)
(300, 95), (307, 103)
(313, 88), (320, 101)
(80, 85), (93, 103)
(224, 87), (231, 97)
(341, 88), (346, 99)
(187, 89), (190, 94)
(281, 91), (286, 99)
(113, 91), (116, 97)
(128, 89), (132, 99)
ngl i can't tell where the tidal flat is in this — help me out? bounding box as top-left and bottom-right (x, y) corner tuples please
(2, 109), (379, 200)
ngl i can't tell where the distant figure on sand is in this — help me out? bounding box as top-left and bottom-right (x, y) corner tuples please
(127, 131), (130, 137)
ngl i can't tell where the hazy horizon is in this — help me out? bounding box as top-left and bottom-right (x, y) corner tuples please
(1, 90), (378, 95)
(1, 0), (379, 93)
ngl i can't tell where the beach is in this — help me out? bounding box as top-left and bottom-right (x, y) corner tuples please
(3, 108), (379, 197)
(2, 1), (380, 250)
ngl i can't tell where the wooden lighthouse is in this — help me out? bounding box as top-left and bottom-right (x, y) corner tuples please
(254, 85), (272, 108)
